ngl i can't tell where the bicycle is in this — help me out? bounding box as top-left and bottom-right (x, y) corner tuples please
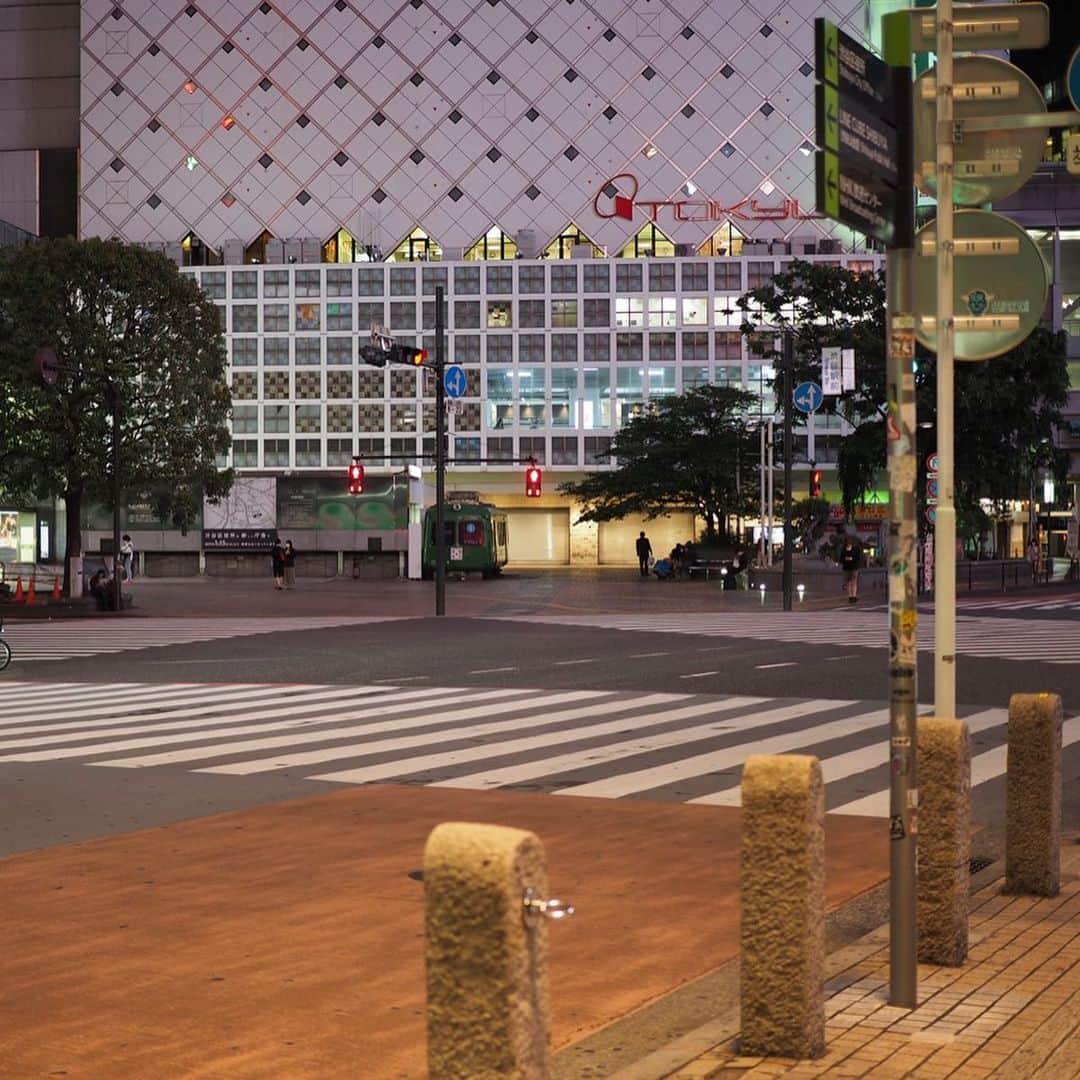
(0, 617), (10, 672)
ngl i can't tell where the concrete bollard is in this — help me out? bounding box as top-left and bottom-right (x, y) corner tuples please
(424, 822), (552, 1079)
(1005, 693), (1062, 896)
(740, 754), (825, 1059)
(917, 716), (970, 966)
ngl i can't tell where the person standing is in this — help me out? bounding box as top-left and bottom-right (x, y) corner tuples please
(1027, 535), (1041, 582)
(635, 531), (653, 578)
(283, 540), (297, 590)
(119, 534), (135, 582)
(271, 539), (286, 590)
(839, 535), (862, 604)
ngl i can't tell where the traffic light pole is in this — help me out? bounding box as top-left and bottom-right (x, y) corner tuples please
(434, 285), (447, 617)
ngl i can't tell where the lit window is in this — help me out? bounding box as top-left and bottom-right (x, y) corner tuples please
(323, 228), (355, 263)
(681, 298), (708, 325)
(615, 296), (644, 327)
(388, 226), (441, 262)
(543, 222), (602, 259)
(619, 222), (675, 258)
(646, 297), (676, 327)
(714, 298), (742, 328)
(464, 225), (517, 261)
(487, 301), (512, 328)
(698, 221), (746, 258)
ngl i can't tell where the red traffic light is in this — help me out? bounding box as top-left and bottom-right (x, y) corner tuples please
(525, 466), (542, 498)
(809, 469), (822, 499)
(348, 462), (365, 495)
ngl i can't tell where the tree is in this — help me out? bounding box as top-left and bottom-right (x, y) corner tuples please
(0, 238), (233, 590)
(558, 385), (760, 539)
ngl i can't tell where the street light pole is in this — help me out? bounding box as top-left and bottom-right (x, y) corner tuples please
(782, 332), (794, 612)
(108, 384), (123, 615)
(434, 285), (447, 617)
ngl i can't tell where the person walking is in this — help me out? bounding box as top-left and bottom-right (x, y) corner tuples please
(283, 540), (297, 590)
(733, 545), (750, 590)
(839, 535), (862, 604)
(119, 534), (135, 582)
(635, 530), (653, 578)
(271, 539), (286, 590)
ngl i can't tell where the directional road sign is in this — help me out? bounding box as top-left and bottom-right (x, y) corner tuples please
(815, 150), (896, 246)
(794, 381), (824, 414)
(915, 55), (1047, 205)
(905, 3), (1049, 53)
(443, 364), (467, 399)
(1069, 45), (1080, 112)
(816, 83), (898, 183)
(912, 209), (1049, 361)
(815, 18), (894, 114)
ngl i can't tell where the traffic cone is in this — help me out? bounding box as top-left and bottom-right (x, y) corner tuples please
(13, 577), (23, 603)
(52, 576), (61, 600)
(26, 577), (37, 605)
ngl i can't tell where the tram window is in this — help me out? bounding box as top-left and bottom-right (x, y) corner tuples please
(460, 519), (485, 545)
(430, 521), (456, 546)
(496, 520), (507, 546)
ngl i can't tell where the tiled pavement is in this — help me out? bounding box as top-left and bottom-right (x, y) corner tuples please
(665, 841), (1080, 1079)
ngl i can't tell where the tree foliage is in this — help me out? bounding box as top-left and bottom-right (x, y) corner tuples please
(558, 385), (760, 538)
(0, 238), (233, 563)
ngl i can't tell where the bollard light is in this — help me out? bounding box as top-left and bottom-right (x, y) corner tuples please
(797, 583), (806, 602)
(759, 582), (766, 605)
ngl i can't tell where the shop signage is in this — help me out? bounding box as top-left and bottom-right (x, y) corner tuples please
(202, 528), (278, 551)
(592, 173), (820, 223)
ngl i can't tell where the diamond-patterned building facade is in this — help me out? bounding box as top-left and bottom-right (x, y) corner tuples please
(80, 0), (869, 254)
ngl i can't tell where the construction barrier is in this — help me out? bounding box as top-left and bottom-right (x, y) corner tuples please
(1006, 693), (1062, 896)
(740, 754), (825, 1059)
(917, 717), (971, 966)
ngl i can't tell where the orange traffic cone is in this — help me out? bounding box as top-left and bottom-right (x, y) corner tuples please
(13, 577), (24, 603)
(26, 577), (37, 605)
(52, 576), (61, 600)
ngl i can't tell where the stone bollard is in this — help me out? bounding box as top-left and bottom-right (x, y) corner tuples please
(917, 717), (970, 966)
(1005, 693), (1062, 896)
(424, 822), (553, 1080)
(740, 754), (825, 1059)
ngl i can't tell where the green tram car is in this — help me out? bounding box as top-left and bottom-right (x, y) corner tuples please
(421, 499), (509, 579)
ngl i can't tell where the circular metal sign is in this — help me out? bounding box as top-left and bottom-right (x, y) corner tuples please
(913, 209), (1049, 362)
(914, 56), (1047, 206)
(33, 344), (60, 386)
(1068, 45), (1080, 111)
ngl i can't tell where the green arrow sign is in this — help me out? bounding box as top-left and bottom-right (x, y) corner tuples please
(818, 150), (839, 219)
(818, 19), (839, 87)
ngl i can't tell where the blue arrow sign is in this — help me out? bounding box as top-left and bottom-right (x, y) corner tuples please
(793, 380), (824, 414)
(1068, 45), (1080, 111)
(443, 364), (467, 399)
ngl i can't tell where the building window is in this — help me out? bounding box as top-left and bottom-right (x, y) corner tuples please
(421, 266), (448, 294)
(199, 271), (226, 298)
(583, 297), (610, 327)
(230, 338), (258, 366)
(615, 296), (644, 327)
(681, 297), (708, 325)
(551, 369), (578, 428)
(231, 404), (258, 433)
(584, 435), (612, 463)
(550, 265), (578, 293)
(453, 265), (481, 294)
(453, 335), (481, 364)
(487, 301), (512, 328)
(544, 224), (601, 259)
(616, 263), (643, 292)
(648, 263), (676, 291)
(582, 367), (611, 429)
(486, 264), (514, 293)
(583, 264), (611, 293)
(551, 333), (578, 363)
(714, 298), (742, 327)
(465, 225), (517, 261)
(264, 338), (290, 365)
(551, 436), (578, 465)
(717, 364), (744, 389)
(519, 367), (546, 427)
(295, 439), (321, 466)
(487, 335), (513, 363)
(714, 262), (742, 290)
(390, 267), (416, 295)
(326, 302), (352, 330)
(648, 366), (676, 399)
(487, 436), (513, 461)
(390, 301), (416, 330)
(620, 222), (675, 258)
(700, 222), (746, 258)
(327, 370), (352, 398)
(583, 333), (610, 362)
(487, 369), (514, 429)
(326, 438), (353, 465)
(295, 302), (320, 331)
(264, 270), (290, 297)
(390, 404), (418, 431)
(551, 299), (578, 327)
(519, 334), (546, 363)
(454, 301), (481, 328)
(357, 267), (384, 295)
(264, 404), (290, 433)
(454, 437), (481, 460)
(616, 332), (643, 362)
(232, 304), (258, 332)
(295, 269), (321, 296)
(715, 332), (742, 361)
(323, 228), (356, 264)
(358, 437), (386, 463)
(264, 440), (290, 467)
(358, 403), (384, 432)
(518, 265), (545, 293)
(519, 436), (546, 464)
(232, 439), (258, 467)
(647, 297), (676, 326)
(295, 338), (321, 366)
(649, 333), (676, 363)
(682, 332), (709, 364)
(357, 301), (385, 329)
(263, 303), (289, 331)
(616, 366), (644, 426)
(747, 261), (774, 289)
(519, 299), (545, 327)
(232, 271), (258, 298)
(683, 366), (709, 389)
(680, 262), (709, 291)
(389, 226), (441, 262)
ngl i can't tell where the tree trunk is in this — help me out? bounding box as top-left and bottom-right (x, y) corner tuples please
(63, 488), (82, 598)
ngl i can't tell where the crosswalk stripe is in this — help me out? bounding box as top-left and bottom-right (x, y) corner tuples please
(308, 695), (768, 788)
(690, 708), (1008, 806)
(831, 715), (1080, 816)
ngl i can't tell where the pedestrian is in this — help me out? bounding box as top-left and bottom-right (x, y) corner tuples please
(839, 535), (862, 604)
(119, 534), (135, 582)
(1027, 536), (1040, 581)
(271, 538), (286, 590)
(733, 545), (750, 590)
(635, 530), (653, 578)
(283, 540), (297, 590)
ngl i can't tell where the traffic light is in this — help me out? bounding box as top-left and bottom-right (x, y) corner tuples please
(525, 465), (542, 498)
(359, 344), (389, 367)
(810, 469), (822, 499)
(393, 344), (428, 366)
(347, 462), (364, 495)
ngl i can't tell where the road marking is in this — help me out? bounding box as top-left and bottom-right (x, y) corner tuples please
(469, 667), (518, 674)
(826, 655), (858, 660)
(628, 652), (669, 658)
(756, 662), (798, 669)
(680, 671), (719, 679)
(372, 675), (430, 682)
(553, 658), (597, 666)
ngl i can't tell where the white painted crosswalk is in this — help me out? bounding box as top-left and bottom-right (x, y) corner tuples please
(490, 611), (1080, 664)
(2, 680), (1076, 814)
(0, 616), (398, 661)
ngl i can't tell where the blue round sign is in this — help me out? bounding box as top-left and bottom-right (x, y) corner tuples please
(443, 364), (467, 399)
(1068, 45), (1080, 111)
(793, 380), (823, 414)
